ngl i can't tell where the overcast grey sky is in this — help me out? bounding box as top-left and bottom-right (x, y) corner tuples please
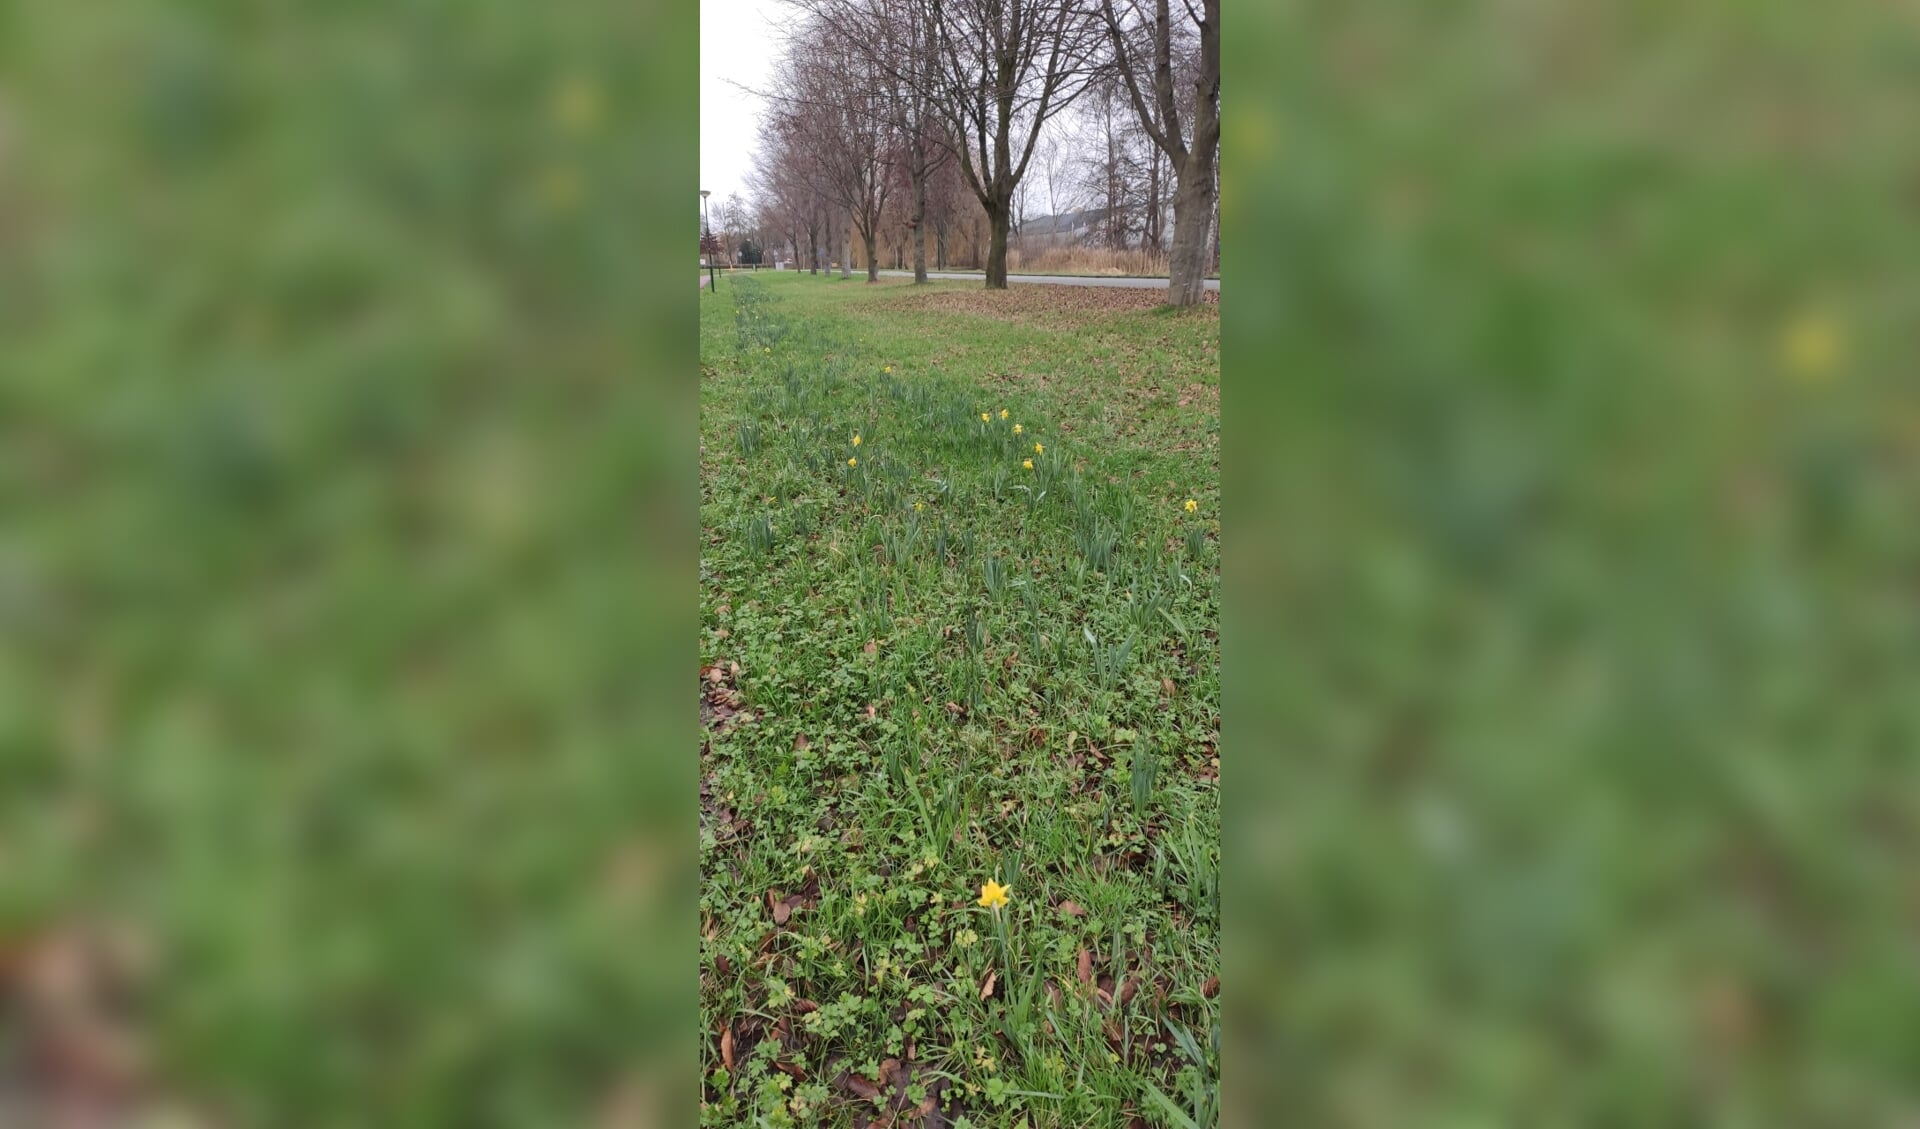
(701, 0), (786, 212)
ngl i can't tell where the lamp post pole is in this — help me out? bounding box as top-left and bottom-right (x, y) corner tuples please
(700, 189), (715, 293)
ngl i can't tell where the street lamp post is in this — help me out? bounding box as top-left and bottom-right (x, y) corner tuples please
(700, 189), (715, 293)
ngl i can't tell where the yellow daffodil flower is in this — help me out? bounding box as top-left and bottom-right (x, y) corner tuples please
(978, 879), (1010, 909)
(848, 456), (857, 467)
(1185, 499), (1198, 513)
(1023, 459), (1034, 470)
(1781, 311), (1843, 382)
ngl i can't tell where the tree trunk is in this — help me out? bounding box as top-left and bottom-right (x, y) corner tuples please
(864, 230), (879, 282)
(934, 220), (946, 269)
(841, 229), (851, 279)
(911, 168), (929, 283)
(984, 204), (1011, 289)
(1145, 150), (1162, 250)
(1166, 155), (1214, 307)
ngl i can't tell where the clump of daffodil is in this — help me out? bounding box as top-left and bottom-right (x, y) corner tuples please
(848, 456), (857, 467)
(978, 878), (1015, 1000)
(884, 365), (894, 373)
(913, 501), (925, 512)
(1023, 459), (1034, 470)
(999, 409), (1008, 420)
(1033, 442), (1044, 454)
(981, 412), (990, 422)
(851, 434), (861, 447)
(1013, 424), (1023, 435)
(1185, 498), (1198, 513)
(550, 76), (603, 135)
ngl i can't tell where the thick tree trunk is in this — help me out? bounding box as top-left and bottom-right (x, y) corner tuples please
(1166, 155), (1214, 307)
(984, 204), (1011, 289)
(841, 230), (851, 279)
(864, 230), (879, 282)
(934, 221), (946, 269)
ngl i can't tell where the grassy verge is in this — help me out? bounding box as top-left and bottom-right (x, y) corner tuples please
(699, 274), (1220, 1127)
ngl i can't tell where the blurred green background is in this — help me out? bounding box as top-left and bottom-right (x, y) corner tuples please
(1, 1), (694, 1125)
(1225, 2), (1920, 1126)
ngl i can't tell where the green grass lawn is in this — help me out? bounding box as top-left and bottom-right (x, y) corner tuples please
(699, 274), (1221, 1127)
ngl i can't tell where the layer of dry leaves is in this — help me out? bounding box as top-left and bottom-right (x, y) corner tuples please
(878, 284), (1218, 326)
(0, 925), (208, 1129)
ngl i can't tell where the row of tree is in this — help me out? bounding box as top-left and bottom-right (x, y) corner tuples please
(743, 0), (1218, 305)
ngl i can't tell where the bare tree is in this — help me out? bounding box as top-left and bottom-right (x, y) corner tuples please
(870, 0), (951, 283)
(1036, 127), (1077, 224)
(765, 16), (899, 282)
(778, 0), (958, 284)
(749, 119), (833, 275)
(1076, 73), (1131, 249)
(720, 191), (750, 264)
(925, 151), (969, 269)
(1098, 0), (1217, 304)
(922, 0), (1103, 288)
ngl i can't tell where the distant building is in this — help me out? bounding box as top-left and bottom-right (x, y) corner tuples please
(1021, 207), (1108, 241)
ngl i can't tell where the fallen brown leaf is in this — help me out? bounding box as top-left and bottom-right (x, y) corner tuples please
(979, 969), (996, 1000)
(1077, 949), (1093, 987)
(1057, 901), (1086, 918)
(836, 1070), (882, 1102)
(719, 1024), (735, 1071)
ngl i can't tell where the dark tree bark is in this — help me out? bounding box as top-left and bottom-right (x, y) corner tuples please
(984, 202), (1012, 288)
(1100, 0), (1218, 305)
